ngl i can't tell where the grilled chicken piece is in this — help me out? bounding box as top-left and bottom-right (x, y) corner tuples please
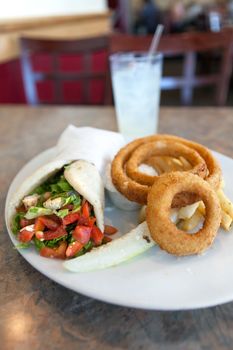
(22, 194), (40, 209)
(43, 197), (64, 210)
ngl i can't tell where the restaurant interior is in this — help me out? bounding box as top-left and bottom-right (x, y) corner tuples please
(1, 0), (233, 106)
(2, 2), (233, 349)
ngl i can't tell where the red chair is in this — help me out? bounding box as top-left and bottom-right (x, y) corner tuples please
(20, 36), (111, 105)
(110, 30), (233, 105)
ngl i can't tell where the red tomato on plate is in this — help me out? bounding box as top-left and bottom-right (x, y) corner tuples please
(34, 217), (45, 231)
(40, 241), (67, 259)
(66, 241), (83, 258)
(43, 226), (67, 240)
(20, 218), (34, 228)
(78, 216), (96, 227)
(82, 201), (90, 218)
(62, 212), (80, 226)
(73, 225), (92, 244)
(91, 226), (104, 246)
(104, 225), (118, 235)
(39, 216), (59, 230)
(103, 235), (112, 244)
(18, 228), (35, 242)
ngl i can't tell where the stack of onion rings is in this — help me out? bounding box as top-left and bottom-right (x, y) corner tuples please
(111, 134), (222, 207)
(146, 172), (221, 256)
(126, 140), (207, 186)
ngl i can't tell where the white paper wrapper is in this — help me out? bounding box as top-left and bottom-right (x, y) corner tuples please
(55, 125), (125, 177)
(56, 125), (139, 210)
(104, 162), (141, 211)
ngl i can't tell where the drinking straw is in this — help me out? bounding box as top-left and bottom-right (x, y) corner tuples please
(148, 24), (164, 61)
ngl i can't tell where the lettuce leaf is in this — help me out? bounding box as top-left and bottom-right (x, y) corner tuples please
(56, 209), (69, 218)
(34, 235), (66, 250)
(50, 176), (72, 194)
(84, 241), (93, 251)
(45, 235), (67, 248)
(34, 237), (45, 251)
(25, 207), (53, 220)
(50, 184), (60, 193)
(32, 183), (50, 195)
(65, 192), (81, 208)
(12, 212), (24, 234)
(15, 242), (30, 249)
(57, 177), (73, 192)
(52, 192), (81, 210)
(31, 171), (72, 196)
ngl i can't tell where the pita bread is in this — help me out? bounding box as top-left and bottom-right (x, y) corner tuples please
(64, 160), (104, 231)
(6, 159), (104, 232)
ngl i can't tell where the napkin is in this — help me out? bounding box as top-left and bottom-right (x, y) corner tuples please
(55, 125), (125, 177)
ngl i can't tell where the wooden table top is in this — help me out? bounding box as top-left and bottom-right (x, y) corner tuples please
(1, 105), (233, 350)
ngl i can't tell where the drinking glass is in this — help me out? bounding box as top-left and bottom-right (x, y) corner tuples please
(110, 52), (162, 141)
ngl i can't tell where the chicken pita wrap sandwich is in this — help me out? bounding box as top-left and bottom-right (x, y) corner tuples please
(6, 159), (105, 259)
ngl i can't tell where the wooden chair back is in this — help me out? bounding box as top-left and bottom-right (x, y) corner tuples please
(110, 30), (233, 105)
(20, 36), (111, 105)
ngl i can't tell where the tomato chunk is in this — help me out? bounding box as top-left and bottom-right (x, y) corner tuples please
(66, 241), (83, 258)
(46, 214), (61, 225)
(73, 225), (92, 244)
(20, 218), (34, 228)
(78, 216), (96, 227)
(91, 226), (104, 246)
(104, 225), (118, 235)
(40, 241), (67, 259)
(103, 235), (112, 244)
(82, 201), (90, 218)
(62, 212), (80, 226)
(19, 228), (34, 243)
(34, 217), (45, 231)
(43, 226), (67, 240)
(39, 216), (59, 230)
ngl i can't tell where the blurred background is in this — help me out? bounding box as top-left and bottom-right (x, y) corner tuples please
(0, 0), (233, 106)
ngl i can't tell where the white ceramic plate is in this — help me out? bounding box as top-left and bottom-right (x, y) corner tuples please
(5, 148), (233, 310)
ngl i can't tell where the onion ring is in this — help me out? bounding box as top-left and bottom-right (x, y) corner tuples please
(179, 156), (192, 171)
(146, 172), (221, 256)
(144, 157), (164, 175)
(155, 135), (221, 189)
(144, 156), (190, 174)
(111, 134), (222, 206)
(126, 140), (207, 186)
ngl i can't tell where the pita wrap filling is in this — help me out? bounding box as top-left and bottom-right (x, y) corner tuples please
(8, 160), (105, 260)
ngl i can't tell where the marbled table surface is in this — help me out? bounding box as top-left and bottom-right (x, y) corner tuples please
(1, 106), (233, 350)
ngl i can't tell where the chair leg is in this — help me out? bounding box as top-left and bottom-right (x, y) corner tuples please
(21, 52), (39, 105)
(105, 64), (113, 105)
(181, 52), (196, 106)
(215, 45), (233, 106)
